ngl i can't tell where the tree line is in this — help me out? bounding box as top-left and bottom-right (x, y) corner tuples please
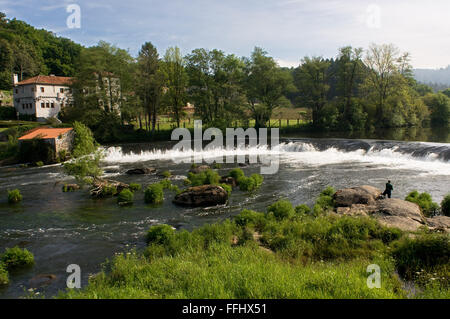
(1, 12), (448, 141)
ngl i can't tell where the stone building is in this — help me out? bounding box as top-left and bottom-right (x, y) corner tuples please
(18, 127), (74, 155)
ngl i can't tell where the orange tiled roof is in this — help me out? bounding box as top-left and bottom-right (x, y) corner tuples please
(15, 75), (73, 86)
(18, 127), (73, 140)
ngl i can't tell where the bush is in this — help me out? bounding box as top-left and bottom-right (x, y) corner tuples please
(72, 121), (98, 158)
(267, 200), (295, 221)
(146, 224), (175, 245)
(234, 209), (266, 230)
(219, 183), (232, 196)
(35, 161), (44, 167)
(102, 185), (117, 196)
(314, 186), (336, 214)
(392, 233), (449, 285)
(117, 189), (134, 205)
(145, 183), (164, 204)
(229, 168), (245, 180)
(0, 247), (34, 270)
(238, 174), (264, 192)
(0, 263), (8, 286)
(441, 194), (450, 216)
(212, 163), (222, 169)
(162, 170), (171, 178)
(7, 189), (22, 204)
(187, 169), (220, 186)
(405, 191), (439, 217)
(129, 183), (142, 192)
(295, 204), (311, 215)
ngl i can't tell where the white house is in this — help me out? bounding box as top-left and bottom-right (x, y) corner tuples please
(12, 74), (73, 122)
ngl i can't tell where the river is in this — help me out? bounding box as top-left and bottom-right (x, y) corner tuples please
(0, 128), (449, 298)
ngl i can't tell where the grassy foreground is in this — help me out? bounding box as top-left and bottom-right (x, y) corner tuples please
(59, 193), (449, 299)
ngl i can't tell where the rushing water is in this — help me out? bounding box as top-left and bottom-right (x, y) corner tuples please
(0, 133), (450, 298)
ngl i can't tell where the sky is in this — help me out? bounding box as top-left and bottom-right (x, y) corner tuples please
(1, 0), (449, 69)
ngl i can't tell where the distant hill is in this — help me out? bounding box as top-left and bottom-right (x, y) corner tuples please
(413, 66), (450, 87)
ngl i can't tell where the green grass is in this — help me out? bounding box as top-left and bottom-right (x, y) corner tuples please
(58, 193), (449, 299)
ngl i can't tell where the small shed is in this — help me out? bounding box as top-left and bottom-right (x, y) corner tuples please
(18, 127), (74, 156)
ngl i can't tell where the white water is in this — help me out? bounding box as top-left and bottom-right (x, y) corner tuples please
(102, 141), (450, 176)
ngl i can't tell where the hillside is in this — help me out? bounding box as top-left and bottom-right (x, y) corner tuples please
(0, 12), (83, 90)
(414, 65), (450, 87)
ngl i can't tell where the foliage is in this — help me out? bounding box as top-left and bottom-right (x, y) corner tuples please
(7, 189), (22, 204)
(0, 247), (34, 270)
(72, 121), (98, 158)
(219, 183), (232, 196)
(441, 194), (450, 217)
(17, 138), (55, 164)
(238, 174), (264, 192)
(102, 185), (117, 197)
(63, 152), (103, 184)
(187, 169), (220, 186)
(267, 200), (295, 221)
(229, 168), (245, 180)
(162, 170), (171, 178)
(144, 183), (164, 204)
(313, 186), (336, 215)
(392, 232), (449, 288)
(146, 224), (175, 245)
(117, 189), (134, 205)
(405, 190), (439, 217)
(295, 204), (311, 215)
(0, 263), (8, 286)
(35, 161), (44, 167)
(128, 183), (142, 192)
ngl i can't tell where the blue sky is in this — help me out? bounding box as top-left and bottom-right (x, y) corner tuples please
(1, 0), (449, 69)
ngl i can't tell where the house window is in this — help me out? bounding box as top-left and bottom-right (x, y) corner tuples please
(41, 102), (45, 108)
(51, 102), (54, 108)
(41, 87), (45, 93)
(60, 88), (64, 93)
(46, 102), (50, 108)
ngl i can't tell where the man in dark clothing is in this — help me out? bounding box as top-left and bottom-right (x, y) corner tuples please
(383, 181), (393, 198)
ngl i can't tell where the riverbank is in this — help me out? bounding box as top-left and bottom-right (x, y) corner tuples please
(59, 191), (449, 299)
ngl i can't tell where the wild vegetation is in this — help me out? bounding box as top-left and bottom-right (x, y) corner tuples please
(60, 188), (449, 299)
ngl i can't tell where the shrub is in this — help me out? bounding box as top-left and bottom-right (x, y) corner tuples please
(146, 224), (175, 245)
(35, 161), (44, 167)
(295, 204), (311, 215)
(267, 200), (295, 220)
(1, 247), (34, 270)
(238, 174), (264, 192)
(212, 163), (222, 169)
(405, 191), (439, 217)
(392, 232), (449, 285)
(187, 169), (220, 186)
(162, 170), (171, 178)
(129, 183), (142, 192)
(0, 263), (8, 286)
(219, 183), (232, 196)
(72, 121), (98, 158)
(102, 185), (117, 196)
(234, 209), (266, 230)
(145, 183), (164, 204)
(229, 168), (245, 180)
(117, 189), (134, 205)
(7, 189), (22, 204)
(314, 186), (336, 213)
(441, 194), (450, 216)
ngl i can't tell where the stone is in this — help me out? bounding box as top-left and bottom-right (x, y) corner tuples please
(125, 167), (156, 175)
(29, 274), (57, 288)
(219, 176), (237, 187)
(333, 185), (383, 207)
(173, 184), (228, 207)
(426, 215), (450, 233)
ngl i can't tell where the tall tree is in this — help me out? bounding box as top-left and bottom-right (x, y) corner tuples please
(160, 47), (188, 128)
(294, 56), (332, 127)
(244, 47), (293, 128)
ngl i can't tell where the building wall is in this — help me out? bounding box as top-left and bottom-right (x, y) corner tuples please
(13, 83), (72, 120)
(54, 130), (74, 154)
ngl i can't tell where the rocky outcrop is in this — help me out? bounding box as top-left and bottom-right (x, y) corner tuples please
(426, 216), (450, 233)
(334, 186), (427, 232)
(189, 165), (211, 174)
(125, 167), (156, 175)
(334, 185), (383, 207)
(173, 184), (228, 207)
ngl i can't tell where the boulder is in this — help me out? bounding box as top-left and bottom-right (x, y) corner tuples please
(334, 185), (383, 207)
(333, 186), (427, 232)
(125, 167), (156, 175)
(90, 179), (129, 198)
(426, 216), (450, 233)
(173, 184), (228, 207)
(189, 165), (211, 174)
(219, 176), (237, 187)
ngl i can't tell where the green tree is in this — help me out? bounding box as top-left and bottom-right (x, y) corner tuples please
(160, 47), (188, 128)
(423, 93), (450, 126)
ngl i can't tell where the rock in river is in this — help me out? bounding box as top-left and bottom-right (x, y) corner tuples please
(173, 184), (228, 207)
(126, 167), (156, 175)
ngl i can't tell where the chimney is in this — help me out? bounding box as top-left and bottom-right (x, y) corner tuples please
(12, 73), (18, 85)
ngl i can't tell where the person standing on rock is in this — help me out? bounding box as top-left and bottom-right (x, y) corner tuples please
(382, 180), (393, 198)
